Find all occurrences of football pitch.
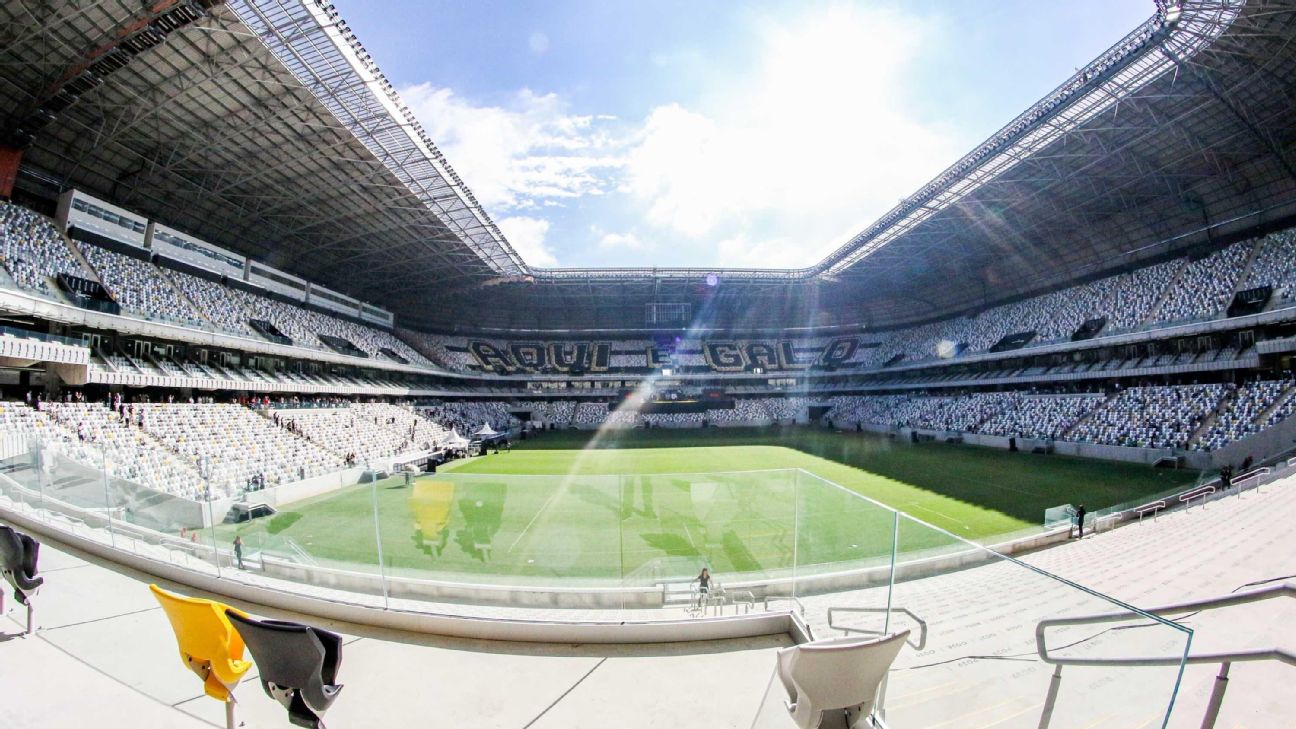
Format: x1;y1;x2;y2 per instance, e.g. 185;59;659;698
222;428;1199;583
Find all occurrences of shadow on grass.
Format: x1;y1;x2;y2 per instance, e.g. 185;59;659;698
510;427;1199;523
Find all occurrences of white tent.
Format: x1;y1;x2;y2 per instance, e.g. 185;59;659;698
447;429;471;449
473;423;499;438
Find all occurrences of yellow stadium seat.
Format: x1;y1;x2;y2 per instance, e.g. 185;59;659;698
149;584;252;706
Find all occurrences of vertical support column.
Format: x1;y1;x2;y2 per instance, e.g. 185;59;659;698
1037;664;1063;729
0;145;21;199
1200;662;1231;729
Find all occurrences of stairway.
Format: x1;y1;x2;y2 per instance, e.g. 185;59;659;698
161;269;243;333
56;231;102;286
1252;382;1296;426
1231;238;1264;296
1186;388;1234;449
1141;258;1187;327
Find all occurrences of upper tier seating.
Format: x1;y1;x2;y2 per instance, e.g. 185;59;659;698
5;202;1296;390
166;270;257;336
1149;241;1252;325
225;288;430;365
1243;229;1296;305
0;202;87;296
80;244;206;328
0;204;430;365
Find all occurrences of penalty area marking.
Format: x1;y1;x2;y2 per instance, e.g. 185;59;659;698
903;502;972;531
508;484;567;552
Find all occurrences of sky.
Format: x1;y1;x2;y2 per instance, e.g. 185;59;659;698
335;0;1155;270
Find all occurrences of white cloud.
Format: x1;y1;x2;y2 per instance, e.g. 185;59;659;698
398;83;622;213
715;233;810;270
623;5;958;262
497;216;557;266
598;230;648;251
397;5;959;269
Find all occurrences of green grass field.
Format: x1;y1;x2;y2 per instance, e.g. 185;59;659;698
222;427;1199;584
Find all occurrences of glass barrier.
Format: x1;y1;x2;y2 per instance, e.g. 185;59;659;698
0;325;83;347
753;476;1191;728
210;459;390;605
0;428;1195;724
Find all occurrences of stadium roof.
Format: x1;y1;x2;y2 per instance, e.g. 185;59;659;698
0;0;525;293
4;0;1296;331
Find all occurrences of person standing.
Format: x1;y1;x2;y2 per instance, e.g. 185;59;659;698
233;535;244;569
1074;505;1087;539
692;567;712;609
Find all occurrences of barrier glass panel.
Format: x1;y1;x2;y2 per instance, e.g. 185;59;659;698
790;470;898;616
623;469;797;620
881;513;1189;727
211;460;388;596
0;432;52;520
96;439;222;574
25;436;119;536
356;468;801;619
375;468;558;614
754;496;1190;728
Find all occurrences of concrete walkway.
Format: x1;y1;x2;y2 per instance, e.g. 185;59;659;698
0;539;788;729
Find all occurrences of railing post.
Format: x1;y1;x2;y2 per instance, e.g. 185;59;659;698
369;475;389;610
1037;664;1063;729
1199;661;1230;729
884;510;898;634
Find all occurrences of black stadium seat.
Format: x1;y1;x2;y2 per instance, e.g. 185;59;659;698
0;524;44;634
226;610;344;729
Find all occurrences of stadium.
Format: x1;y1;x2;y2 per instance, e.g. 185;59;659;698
1;0;1295;727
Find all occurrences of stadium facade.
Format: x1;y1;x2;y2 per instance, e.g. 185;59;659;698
5;1;1296;726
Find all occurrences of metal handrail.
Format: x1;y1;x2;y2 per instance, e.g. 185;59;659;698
827;606;928;650
1179;484;1216;509
762;595;807;617
1036;582;1296;666
1134;499;1167;522
1035;582;1296;729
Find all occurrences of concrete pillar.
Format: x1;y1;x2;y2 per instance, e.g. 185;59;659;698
0;145;22;199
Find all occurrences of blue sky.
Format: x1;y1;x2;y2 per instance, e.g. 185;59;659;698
335;1;1155;269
